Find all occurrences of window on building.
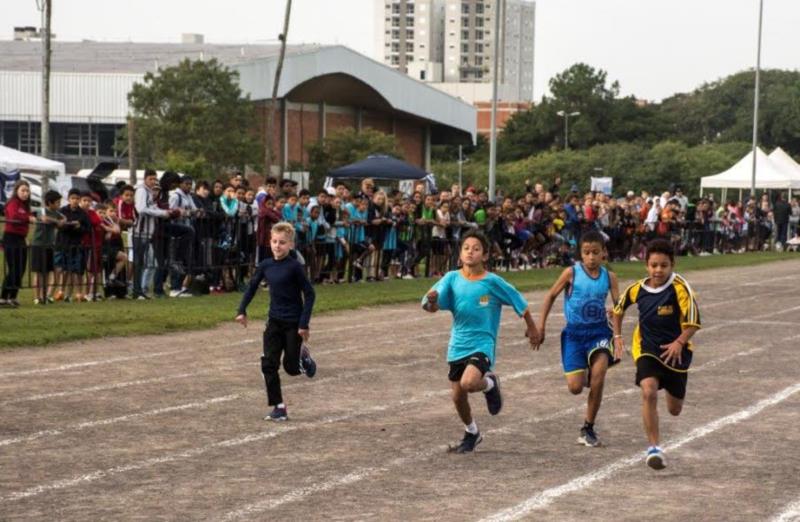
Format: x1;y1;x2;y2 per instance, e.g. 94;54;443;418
19;123;40;154
461;42;469;53
406;16;414;26
476;2;484;14
461;30;469;39
462;16;469;27
474;55;483;65
392;4;400;14
391;55;400;65
461;56;469;65
406;3;414;13
391;29;400;38
64;124;96;156
475;42;484;53
461;3;469;14
406;29;414;39
475;29;483;40
392;42;400;52
420;70;426;80
474;70;483;79
475;16;484;27
406;41;414;52
392;17;400;27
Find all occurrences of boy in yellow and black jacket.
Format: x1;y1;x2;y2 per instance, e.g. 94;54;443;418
612;239;701;471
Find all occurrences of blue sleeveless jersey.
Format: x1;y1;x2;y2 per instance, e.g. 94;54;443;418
564;263;611;334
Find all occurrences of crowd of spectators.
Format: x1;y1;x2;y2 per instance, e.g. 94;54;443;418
1;169;799;307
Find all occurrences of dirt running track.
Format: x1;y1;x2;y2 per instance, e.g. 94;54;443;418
1;260;800;522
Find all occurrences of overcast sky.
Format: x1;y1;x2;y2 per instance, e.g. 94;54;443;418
6;0;800;101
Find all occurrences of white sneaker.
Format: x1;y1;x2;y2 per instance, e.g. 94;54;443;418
646;446;666;470
169;289;182;298
177;289;193;298
402;274;415;280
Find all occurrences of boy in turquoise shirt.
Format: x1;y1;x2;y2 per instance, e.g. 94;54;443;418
423;230;539;453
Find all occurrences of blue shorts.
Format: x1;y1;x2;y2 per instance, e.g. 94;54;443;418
54;247;85;274
560;327;613;375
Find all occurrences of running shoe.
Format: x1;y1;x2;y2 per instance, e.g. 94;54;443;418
448;431;483;454
265;406;288;421
646;446;666;470
300;344;317;378
577;425;601;447
484;373;502;415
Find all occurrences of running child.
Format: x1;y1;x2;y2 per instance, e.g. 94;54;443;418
535;230;621;447
612;238;701;470
235;222;317;421
422;229;538;454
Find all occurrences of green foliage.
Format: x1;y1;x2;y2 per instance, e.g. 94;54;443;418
306;128;402;184
125;59;261;179
433;141;752;197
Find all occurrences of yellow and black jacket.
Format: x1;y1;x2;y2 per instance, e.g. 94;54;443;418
614;273;701;372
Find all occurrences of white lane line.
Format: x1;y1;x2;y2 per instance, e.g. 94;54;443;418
478;384;800;522
219;343;768;519
0;364;240;406
0;362;555;504
0;350;185;378
772;499;800;522
0;358;438;448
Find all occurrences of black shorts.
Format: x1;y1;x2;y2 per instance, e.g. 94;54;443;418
448;352;491;382
635;356;688;400
31;246;54;274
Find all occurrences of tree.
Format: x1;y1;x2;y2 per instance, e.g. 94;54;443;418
125;58;261;178
306;128;402;186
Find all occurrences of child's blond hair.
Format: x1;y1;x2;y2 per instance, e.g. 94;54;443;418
272;222;296;241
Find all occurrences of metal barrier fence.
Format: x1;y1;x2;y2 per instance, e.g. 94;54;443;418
0;215;784;298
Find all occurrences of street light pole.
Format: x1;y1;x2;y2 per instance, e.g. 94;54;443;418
750;0;764;202
556;110;581;150
458;144;463;195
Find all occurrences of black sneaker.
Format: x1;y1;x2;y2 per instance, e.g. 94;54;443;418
264;406;288;421
448;431;483;454
577;425;601;447
484;373;502;415
300;344;316;378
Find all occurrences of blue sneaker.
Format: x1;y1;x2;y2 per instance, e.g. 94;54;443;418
265;406;288;421
300;344;316;378
646;446;666;470
484;373;502;415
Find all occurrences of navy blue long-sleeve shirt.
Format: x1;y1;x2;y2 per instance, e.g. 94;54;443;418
237;256;316;329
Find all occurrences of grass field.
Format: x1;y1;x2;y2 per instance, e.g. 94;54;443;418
0;252;795;348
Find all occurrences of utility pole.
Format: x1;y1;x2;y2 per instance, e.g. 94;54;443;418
487;0;503;203
39;0;52;191
750;0;764;202
127;117;137;186
265;0;292;177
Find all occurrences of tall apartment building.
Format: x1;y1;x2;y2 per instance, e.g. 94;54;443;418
374;0;445;82
375;0;535;103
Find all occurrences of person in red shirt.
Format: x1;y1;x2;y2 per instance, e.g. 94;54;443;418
1;180;35;307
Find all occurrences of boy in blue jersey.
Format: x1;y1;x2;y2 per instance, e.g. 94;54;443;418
236;222;317;421
613;239;700;470
535;230;621;447
423;230;539;454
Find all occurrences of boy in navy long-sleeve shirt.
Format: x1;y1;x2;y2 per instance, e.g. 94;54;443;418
236;222;317;421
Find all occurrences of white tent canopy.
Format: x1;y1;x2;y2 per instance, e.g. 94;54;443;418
768;147;800;180
700;147;800;193
0;144;66;176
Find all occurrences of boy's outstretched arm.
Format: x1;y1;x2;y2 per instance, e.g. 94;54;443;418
522;308;539;351
422;290;439;313
537;267;572;345
611;309;625;359
235;264;266;328
660;325;699;367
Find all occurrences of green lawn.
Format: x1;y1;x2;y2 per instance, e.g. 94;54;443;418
0;252;796;348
